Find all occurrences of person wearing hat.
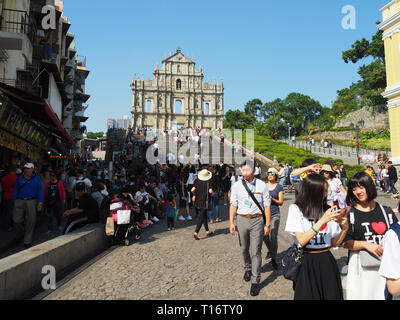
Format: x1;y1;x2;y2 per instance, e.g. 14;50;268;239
191;169;215;240
263;168;284;270
320;164;347;208
12;163;43;248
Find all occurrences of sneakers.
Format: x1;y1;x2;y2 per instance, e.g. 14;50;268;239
168;228;171;231
186;216;193;221
178;216;186;221
152;217;159;223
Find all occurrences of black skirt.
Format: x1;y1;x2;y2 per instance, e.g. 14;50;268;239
294;251;343;300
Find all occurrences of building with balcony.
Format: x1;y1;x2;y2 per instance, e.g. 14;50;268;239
0;0;90;166
379;1;400;162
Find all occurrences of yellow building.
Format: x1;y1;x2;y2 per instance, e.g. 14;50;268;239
379;1;400;162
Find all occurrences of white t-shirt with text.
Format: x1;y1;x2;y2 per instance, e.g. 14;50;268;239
285;204;341;250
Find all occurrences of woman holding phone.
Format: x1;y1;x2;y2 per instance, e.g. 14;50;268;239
285;174;349;300
342;172;398;300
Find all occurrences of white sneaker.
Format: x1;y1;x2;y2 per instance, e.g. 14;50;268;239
152;217;159;222
178;216;186;221
186;216;193;221
168;228;171;231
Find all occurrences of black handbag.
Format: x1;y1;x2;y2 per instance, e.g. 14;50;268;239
281;244;304;282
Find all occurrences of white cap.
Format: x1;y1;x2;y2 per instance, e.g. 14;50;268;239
24;163;35;169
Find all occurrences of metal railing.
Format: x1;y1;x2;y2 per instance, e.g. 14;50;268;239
0;8;37;43
281;139;391;161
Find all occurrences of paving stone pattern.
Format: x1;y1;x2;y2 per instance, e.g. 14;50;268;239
44;191;398;300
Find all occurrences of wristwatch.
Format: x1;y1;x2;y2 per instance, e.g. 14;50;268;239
265;225;271;228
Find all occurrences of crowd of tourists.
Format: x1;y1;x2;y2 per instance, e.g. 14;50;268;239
226;155;400;299
1;125;399;301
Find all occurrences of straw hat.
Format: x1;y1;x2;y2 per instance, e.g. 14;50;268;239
198;169;212;181
321;164;333;172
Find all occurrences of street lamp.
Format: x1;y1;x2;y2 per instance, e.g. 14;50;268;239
288;124;291;141
350;120;365;165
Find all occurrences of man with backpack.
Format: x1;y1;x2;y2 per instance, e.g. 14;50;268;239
71;169;92;207
12;163;43;248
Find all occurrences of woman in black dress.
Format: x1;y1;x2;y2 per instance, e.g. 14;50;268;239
192;169;214;240
284;174;349;300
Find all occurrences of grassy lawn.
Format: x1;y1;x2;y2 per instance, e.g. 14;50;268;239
242;134;366;178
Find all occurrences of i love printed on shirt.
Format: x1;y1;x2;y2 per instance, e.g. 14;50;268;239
344;204;398;246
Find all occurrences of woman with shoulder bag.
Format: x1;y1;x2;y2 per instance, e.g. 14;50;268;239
342;172;398;300
285;174;349;300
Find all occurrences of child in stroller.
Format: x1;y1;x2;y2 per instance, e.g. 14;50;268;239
108;188;143;246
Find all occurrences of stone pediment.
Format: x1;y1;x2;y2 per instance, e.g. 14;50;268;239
163;49;194;64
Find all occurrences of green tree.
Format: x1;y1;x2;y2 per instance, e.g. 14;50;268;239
224;110;256;129
342;26;387;107
87;132;104;139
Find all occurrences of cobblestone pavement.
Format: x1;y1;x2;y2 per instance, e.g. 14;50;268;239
43;190;399;301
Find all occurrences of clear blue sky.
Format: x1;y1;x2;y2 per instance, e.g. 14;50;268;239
65;0;389;132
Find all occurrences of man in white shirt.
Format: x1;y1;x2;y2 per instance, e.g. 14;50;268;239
229;160;271;297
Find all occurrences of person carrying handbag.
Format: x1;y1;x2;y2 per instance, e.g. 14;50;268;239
229;160;272;297
343;172;398;300
285;174;348;300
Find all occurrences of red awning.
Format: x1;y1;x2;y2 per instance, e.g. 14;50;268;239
0;82;76;148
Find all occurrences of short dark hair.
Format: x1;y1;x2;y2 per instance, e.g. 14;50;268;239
346;172;377;206
241;159;255;170
301;159;317;168
295;174;328;219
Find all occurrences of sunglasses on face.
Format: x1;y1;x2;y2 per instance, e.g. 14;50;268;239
267;172;276;176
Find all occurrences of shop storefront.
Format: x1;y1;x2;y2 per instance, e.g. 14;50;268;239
0;83;75;170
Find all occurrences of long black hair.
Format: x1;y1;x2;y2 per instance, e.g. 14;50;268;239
295;174;328;219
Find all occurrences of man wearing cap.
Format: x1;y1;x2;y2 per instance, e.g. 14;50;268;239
230;160;272;297
12;163;43;248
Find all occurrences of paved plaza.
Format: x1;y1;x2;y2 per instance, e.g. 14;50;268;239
42;189;398;300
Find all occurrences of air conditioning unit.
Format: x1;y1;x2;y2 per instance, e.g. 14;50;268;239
37;30;45;38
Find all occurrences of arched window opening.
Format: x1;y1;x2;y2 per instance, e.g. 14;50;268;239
175;100;183;114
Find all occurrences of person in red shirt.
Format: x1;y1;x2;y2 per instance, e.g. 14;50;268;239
1;166;18;231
